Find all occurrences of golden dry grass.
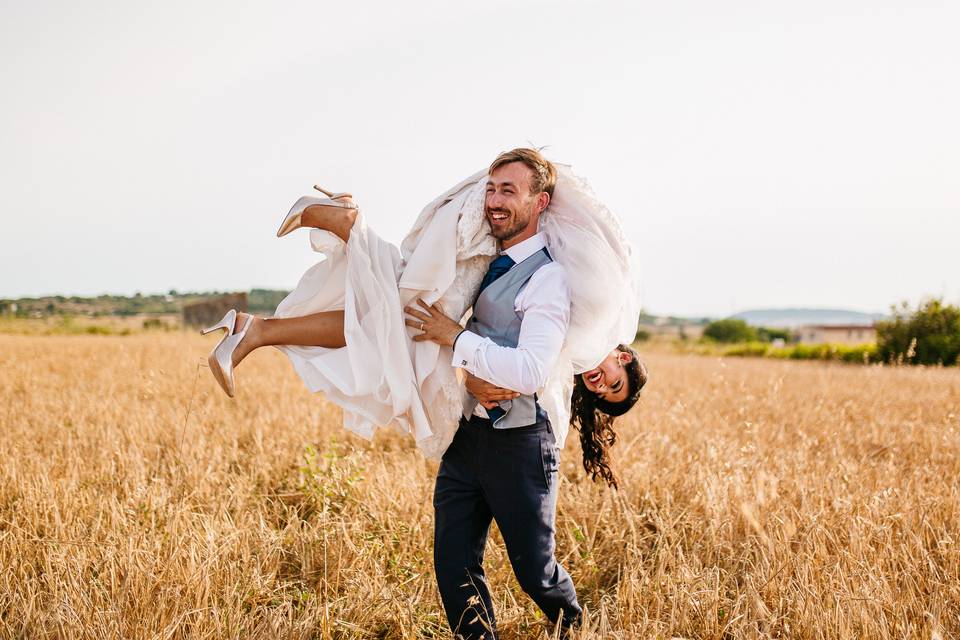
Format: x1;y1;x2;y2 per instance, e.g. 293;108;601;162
1;333;958;639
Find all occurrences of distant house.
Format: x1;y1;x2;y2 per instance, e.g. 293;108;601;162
796;324;876;345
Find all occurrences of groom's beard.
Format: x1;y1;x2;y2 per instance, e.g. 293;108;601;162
485;205;533;243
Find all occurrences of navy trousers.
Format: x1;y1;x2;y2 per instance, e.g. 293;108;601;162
433;416;581;639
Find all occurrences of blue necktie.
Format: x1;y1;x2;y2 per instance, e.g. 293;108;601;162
477;254;516;298
475;254;515;422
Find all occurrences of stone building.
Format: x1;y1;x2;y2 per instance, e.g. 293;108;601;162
796;324;876;345
181;293;248;329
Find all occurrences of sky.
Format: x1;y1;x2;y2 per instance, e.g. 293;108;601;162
1;0;957;317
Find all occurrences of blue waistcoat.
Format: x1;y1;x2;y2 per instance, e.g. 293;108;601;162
461;249;553;428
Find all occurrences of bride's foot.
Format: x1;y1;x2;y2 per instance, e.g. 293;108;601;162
230;312;261;368
276;187;358;240
201;309;253;398
301;199;358;243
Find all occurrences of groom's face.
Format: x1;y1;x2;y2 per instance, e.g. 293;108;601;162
484;162;545;248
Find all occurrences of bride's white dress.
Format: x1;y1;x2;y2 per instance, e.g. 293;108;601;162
273;166;639;459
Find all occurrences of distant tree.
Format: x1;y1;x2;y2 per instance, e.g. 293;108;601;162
702;318;757;343
248;288;292;313
635;328;651;342
876;299;960;365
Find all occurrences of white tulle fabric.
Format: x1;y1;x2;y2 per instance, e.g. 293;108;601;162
274;165;638;459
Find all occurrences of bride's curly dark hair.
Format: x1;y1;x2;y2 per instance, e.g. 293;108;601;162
570;345;647;490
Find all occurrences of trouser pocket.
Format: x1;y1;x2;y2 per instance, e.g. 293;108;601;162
539;433;560;491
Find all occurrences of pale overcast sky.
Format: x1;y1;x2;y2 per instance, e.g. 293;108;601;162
1;0;957;317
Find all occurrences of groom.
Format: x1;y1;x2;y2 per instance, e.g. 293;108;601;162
405;148;581;638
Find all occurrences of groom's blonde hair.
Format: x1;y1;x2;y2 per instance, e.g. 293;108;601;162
489;148;557;198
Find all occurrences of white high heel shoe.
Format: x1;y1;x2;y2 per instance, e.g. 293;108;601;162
276;185;358;238
200;309;253;398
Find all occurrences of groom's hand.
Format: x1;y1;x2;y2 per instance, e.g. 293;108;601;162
464;372;521;409
404;298;463;347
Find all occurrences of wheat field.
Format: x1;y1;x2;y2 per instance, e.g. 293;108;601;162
0;332;958;639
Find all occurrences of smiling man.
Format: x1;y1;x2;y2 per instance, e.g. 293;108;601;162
405;148;582;639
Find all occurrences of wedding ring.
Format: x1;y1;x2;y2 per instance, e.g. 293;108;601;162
420;322;425;331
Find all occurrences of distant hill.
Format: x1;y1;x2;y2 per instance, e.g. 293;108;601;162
731;308;887;328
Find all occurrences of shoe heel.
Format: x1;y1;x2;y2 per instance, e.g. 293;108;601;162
313;185;353;201
200;309;237;335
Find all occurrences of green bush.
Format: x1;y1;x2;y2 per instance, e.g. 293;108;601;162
788;343;832;360
723;342;770;357
702;319;794;344
757;326;793;343
722;341;878;364
142;317;176;331
84;325;115;335
634;328;651;342
703;319;757;343
876;299;960;366
838;343;878;364
50;315;123;336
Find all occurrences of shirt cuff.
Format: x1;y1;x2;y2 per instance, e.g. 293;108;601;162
451;330;485;370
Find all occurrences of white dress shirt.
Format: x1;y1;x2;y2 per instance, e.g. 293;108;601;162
451;232;571;401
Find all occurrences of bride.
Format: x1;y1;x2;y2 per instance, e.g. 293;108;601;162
201;148;646;487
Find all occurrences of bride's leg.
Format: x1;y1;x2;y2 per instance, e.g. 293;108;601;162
229;199;356;366
231;310;346;367
302;200;358;243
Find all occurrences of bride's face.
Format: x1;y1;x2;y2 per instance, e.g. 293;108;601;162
580;349;633;402
485;162;547;245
